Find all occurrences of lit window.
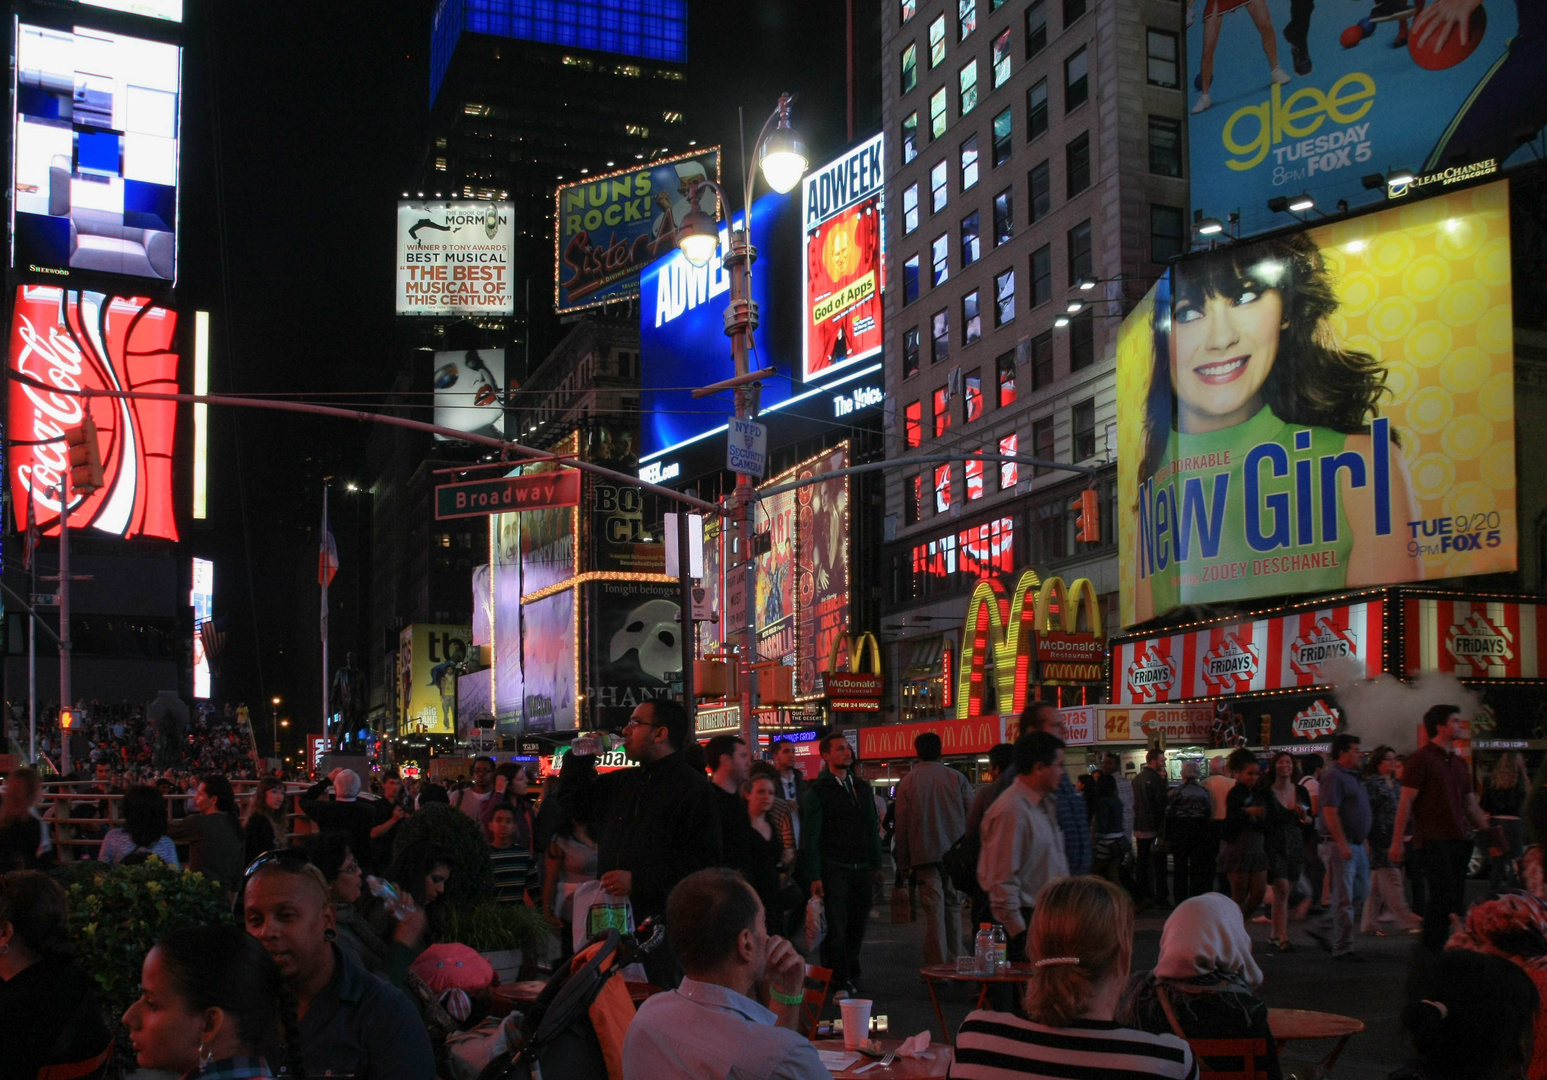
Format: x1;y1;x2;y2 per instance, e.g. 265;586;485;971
905;401;923;447
901;0;917;23
992;108;1013;167
966;453;985;500
994;267;1015;324
934;385;953;436
992;28;1012;87
905;255;921;303
930;88;948;139
959;0;977;40
932;309;950;363
931;159;949;213
464;102;491;116
965;372;984;421
963;288;982;343
932;234;950;286
997;352;1017;407
904;326;921;376
929;14;947;66
902;43;918;93
999;434;1019;488
959;60;979;116
903;183;920;234
662;110;684;124
960;134;979;189
903;111;920;163
935;462;953;512
961;212;981;267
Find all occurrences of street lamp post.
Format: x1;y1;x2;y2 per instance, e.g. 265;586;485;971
676;94;808;749
271;695;282;759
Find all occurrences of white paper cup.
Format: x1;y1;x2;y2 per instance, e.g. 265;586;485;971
839;998;873;1050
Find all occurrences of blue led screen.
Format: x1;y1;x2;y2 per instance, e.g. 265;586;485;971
638;194;799;461
432;0;687;103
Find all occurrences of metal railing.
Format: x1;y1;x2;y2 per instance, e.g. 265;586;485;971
13;781;312;854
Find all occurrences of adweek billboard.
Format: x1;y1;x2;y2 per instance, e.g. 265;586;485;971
637;191;798;461
1117;181;1515;627
1186;0;1540;237
396;201;515;315
433;349;505;440
397;623;471;736
555;149;720;314
802;134;884;383
9;286;180;540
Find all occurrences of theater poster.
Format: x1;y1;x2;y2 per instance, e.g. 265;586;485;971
1118;181;1515;627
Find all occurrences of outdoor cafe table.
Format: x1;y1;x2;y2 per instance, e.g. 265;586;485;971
1267;1007;1366;1071
918;962;1036;1044
812;1038;955;1078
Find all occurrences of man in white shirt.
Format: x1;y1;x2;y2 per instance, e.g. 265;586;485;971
452;756;497;833
977;730;1070;964
623;867;828;1080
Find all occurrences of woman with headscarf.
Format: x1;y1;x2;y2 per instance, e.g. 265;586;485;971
1117;892;1282;1080
1445;890;1547;1080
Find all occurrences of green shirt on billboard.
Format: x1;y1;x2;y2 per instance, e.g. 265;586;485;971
1149;405;1353;612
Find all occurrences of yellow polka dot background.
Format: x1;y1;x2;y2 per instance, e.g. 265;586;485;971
1118;180;1516;627
1320;180;1515;582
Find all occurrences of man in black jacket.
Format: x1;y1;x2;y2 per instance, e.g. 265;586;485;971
800;732;881;996
560;697;723;987
1133;747;1171;909
300;768;379;874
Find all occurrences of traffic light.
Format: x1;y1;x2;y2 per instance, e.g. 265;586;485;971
1074;488;1100;543
59;707;76;730
65;417;104;494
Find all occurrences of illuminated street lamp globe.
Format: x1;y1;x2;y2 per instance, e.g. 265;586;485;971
759;122;809;195
677;207;721;268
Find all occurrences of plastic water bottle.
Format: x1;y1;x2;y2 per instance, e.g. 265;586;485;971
991;923;1008;972
366;875;418;921
974;923;995;975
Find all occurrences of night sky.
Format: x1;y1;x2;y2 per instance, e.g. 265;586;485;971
183;0;875;733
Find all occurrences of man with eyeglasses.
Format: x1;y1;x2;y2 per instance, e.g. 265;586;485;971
560;698;723;988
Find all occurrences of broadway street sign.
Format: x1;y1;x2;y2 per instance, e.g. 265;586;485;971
435;471;581;520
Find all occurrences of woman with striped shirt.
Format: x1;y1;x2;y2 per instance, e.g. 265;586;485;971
951;876;1197;1080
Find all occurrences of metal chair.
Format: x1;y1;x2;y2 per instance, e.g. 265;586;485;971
801;963;834;1040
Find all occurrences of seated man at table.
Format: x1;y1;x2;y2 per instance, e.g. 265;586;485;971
623;867;828;1080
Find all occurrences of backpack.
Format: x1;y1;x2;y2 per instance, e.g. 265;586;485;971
941;830;981;895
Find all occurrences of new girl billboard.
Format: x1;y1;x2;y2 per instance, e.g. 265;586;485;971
1118;181;1515;626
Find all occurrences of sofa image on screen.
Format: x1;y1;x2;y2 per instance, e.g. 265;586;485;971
48;154;174;280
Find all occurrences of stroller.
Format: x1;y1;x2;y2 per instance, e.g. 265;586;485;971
477;919;665;1080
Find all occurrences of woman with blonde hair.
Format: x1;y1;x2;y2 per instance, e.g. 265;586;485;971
1483;751;1529;891
951;877;1197;1079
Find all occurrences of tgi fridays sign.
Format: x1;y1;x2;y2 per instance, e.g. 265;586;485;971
1290;699;1341;739
1404;598;1547;679
1112;600;1383;704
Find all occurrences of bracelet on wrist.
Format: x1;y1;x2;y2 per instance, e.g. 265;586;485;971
769;986;805;1006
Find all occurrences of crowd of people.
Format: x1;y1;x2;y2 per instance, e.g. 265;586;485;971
5;700;260;779
0;694;1540;1080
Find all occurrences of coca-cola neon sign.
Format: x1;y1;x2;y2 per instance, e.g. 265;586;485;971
9;286;180;539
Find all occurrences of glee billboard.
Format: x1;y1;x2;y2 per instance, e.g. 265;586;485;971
802;134;885;382
1117;181;1515;626
1184;0;1541;238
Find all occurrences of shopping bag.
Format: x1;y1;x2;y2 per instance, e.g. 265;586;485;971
571;878;647;982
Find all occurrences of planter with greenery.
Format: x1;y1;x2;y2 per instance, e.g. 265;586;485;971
51;857;232;1070
442;901;552;983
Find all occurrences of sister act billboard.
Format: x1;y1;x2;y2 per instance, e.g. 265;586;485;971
1117;180;1515;626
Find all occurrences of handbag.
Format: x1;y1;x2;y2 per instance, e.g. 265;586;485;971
941;831;981;895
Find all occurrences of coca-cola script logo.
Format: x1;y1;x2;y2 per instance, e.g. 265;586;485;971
1446;612;1514;673
1292;699;1340;739
8;286;180;540
1202;632;1259;691
1290;617;1358;678
1126;645;1177;701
